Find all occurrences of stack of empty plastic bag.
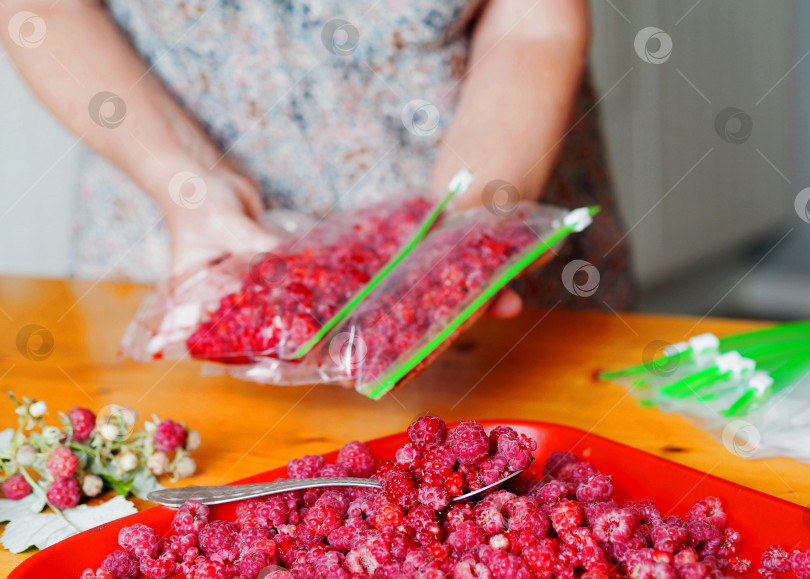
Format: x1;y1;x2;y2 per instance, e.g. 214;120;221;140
600;321;810;462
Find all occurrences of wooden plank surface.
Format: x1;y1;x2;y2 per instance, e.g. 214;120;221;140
1;276;807;572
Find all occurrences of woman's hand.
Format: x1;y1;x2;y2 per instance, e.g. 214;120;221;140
164;167;279;277
431;0;590;318
0;1;277;278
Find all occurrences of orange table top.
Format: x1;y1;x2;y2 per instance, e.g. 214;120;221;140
1;276;808;572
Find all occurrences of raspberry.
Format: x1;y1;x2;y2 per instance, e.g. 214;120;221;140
629;560;677;579
239;549;273;577
449;422;489;465
687;496;727;529
486;548;532;579
337;440;375;477
373;496;405;529
138;556;174;579
543;451;579;477
191;557;231;579
255;496;289;527
382;470;418;509
118;523;160;559
624;499;662;526
718;526;741;558
567;461;599;485
46;446;79;478
677;561;713;579
68;407;96;442
100;550;139;579
685;520;722;556
80;569;115;579
521;537;557;574
304;504;343;537
187;198;433;363
495;431;533;472
420;446;455;482
443;501;475;532
154;419;187;452
592;508;635;543
446;520;485;552
443;471;464;496
2;473;32;500
46;477;80;509
651;520;688;554
235;499;262;529
287;454;324;479
417;484;450;511
575;474;613;503
318;463;350;478
530;479;570;505
488;426;518;453
549;500;582;535
505;496;550;539
408;415;448;452
395;443;422;470
674;548;698;567
198;520;239;561
173;500;210;535
792;550;810;579
328;516;370;550
730;557;752;574
236;526;272;553
478;455;508;487
405;505;442;542
762;545;791;572
315;489;350;516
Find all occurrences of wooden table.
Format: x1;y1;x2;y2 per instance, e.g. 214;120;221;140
1;276;809;572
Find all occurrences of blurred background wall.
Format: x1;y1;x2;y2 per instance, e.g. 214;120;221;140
0;0;807;318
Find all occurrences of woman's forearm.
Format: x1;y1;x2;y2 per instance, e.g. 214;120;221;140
0;1;228;223
433;0;590;208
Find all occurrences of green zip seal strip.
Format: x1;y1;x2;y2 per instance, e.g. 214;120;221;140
291;177;470;359
631;334;810;391
723;356;810;417
361;205;601;399
600;320;810;381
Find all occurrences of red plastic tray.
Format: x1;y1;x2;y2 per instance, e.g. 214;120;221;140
10;420;809;577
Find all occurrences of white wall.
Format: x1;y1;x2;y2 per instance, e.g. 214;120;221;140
0;2;803;284
0;51;79;278
590;0;799;286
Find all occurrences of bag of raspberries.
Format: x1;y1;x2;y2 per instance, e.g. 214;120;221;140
121;195;442;364
326;204;595;398
122;175;596;396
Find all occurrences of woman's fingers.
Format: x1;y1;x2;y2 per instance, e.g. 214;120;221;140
487;287;523;319
223;170;265;220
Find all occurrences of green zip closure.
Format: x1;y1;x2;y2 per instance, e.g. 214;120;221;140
290;173;471;359
361;205;600;399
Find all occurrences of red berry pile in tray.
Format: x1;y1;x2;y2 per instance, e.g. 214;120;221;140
343;209;539;385
186;198;433;364
80;415;808;579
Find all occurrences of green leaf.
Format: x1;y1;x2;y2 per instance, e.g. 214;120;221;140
131;468;164;501
99;473;134;497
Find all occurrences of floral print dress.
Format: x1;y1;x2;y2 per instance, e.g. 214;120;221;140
72;0;635;310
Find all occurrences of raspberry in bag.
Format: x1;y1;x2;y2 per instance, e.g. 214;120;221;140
184;196;438;364
329;203;597;398
121;197;436;366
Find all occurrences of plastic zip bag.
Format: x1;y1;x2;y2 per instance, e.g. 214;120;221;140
600;321;810;463
329;203;598;398
121;195;441;364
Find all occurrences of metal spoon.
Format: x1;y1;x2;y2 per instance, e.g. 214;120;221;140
147;460;534;507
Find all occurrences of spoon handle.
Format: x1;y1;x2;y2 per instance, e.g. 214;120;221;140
148;477;382;507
